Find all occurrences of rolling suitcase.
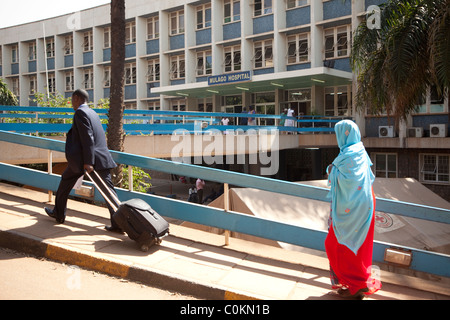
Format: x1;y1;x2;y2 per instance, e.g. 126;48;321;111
85;170;169;252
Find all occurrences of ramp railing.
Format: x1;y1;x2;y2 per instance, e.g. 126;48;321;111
0;130;449;278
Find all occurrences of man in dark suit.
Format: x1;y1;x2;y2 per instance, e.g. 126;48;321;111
45;89;122;233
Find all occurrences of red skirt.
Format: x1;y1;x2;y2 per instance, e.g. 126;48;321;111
325;192;381;296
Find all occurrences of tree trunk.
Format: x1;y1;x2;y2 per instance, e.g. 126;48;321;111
108;0;126;187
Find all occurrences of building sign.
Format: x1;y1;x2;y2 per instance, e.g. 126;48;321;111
208;71;252;86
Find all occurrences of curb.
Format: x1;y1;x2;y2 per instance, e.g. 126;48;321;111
0;228;265;300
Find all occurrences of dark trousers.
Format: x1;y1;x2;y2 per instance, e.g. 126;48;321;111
53;166;119;227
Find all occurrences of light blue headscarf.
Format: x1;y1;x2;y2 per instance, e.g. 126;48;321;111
327;120;375;255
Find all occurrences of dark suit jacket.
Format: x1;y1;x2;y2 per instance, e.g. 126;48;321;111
65;104;116;173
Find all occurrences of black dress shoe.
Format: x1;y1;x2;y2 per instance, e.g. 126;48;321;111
44;207;65;224
104;225;125;234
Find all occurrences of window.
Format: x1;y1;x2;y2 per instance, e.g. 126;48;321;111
83;31;93;52
29;76;37;94
28;43;36;61
253;92;275;125
47;74;56;94
170;55;185;80
224;0;240;23
64;35;73;55
196;50;212;76
147;101;160;111
373;153;397;178
253;40;273;69
147;16;159;40
430;86;445;113
147;59;160;82
224;45;241;72
170;10;185;35
103;67;110;88
254;0;272;17
46;38;55;58
125;21;136;44
287;33;309;64
11;45;18;63
104;28;111;48
12;78;19;96
83;69;94;89
65;71;74;91
325;86;351;116
287;0;309;9
420;154;450;184
324;25;350;59
125;63;137;85
196;4;211;30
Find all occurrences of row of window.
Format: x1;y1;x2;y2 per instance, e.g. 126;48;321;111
373;153;450;185
4;25;350;73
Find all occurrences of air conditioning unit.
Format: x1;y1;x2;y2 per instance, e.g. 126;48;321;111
379;126;394;138
429;124;448;138
407;127;423;138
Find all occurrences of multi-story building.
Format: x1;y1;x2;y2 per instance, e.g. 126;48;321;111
0;0;449;200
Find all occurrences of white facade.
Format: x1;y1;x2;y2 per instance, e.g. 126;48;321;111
0;0;372;117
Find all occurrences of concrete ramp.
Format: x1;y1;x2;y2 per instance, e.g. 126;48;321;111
184;178;450;255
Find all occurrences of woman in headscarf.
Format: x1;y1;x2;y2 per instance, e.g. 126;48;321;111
325;120;381;299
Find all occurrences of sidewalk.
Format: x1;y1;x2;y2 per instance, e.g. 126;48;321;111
0;182;449;300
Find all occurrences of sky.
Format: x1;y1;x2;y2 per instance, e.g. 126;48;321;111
0;0;111;28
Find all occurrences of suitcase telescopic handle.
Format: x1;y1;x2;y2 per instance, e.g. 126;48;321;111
85;170;121;212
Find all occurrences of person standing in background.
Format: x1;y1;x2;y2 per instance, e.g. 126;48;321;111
325;120;381;299
196;178;205;204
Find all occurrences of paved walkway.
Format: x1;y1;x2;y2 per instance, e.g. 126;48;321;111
0;182;449;300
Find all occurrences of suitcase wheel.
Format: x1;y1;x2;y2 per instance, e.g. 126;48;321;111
139;237;162;252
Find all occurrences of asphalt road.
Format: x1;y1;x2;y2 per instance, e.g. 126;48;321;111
0;247;200;300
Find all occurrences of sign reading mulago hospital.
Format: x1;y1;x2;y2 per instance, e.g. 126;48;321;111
208;71;252;86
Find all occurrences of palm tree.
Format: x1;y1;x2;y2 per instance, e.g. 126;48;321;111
108;0;126;187
352;0;450;121
0;78;18;106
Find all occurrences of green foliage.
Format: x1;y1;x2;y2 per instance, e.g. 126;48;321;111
0;78;18;106
122;166;152;193
351;0;450;119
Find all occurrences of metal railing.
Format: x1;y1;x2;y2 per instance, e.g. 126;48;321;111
0;130;449;278
0;105;347;135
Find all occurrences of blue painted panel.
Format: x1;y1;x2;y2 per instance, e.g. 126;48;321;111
28;96;37;106
11;63;19;75
323;0;351;20
0;66;2;76
103;87;110;99
125;85;136;100
125;43;136;58
253;15;274;34
146;39;159;55
412;114;449;136
28;61;37;73
171;79;185;86
253;68;274;76
47;58;55;70
286;6;310;28
103;48;111;62
170;34;185;51
365;0;386;7
196;29;211;46
223;21;241;40
83;51;93;65
64;55;73;68
147;82;160;98
287;63;311;71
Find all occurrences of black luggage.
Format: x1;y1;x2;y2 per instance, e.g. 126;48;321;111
85;170;169;252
